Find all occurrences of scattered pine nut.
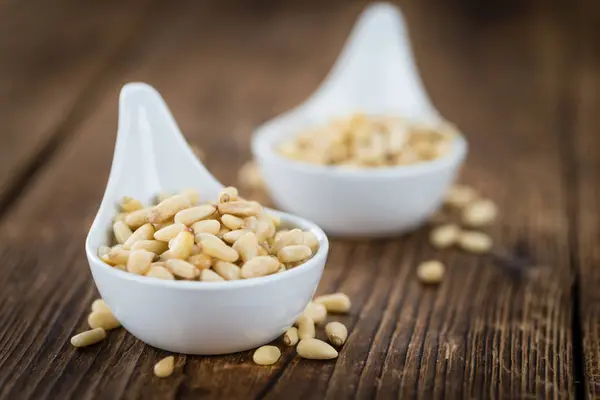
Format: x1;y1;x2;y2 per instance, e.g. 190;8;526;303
88;311;121;331
154;356;175;378
91;299;110;313
445;184;478;208
416;260;445;284
296;315;315;339
71;328;107;348
429;224;460;249
296;338;338;360
313;293;351;313
461;199;498;227
325;322;348;347
303;302;327;325
253;346;281;366
457;231;493;253
283;327;299;346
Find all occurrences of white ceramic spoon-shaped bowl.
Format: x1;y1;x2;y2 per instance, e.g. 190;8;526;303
85;83;329;355
252;3;467;237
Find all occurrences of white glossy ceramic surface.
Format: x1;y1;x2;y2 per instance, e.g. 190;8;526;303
252;3;467;237
85;83;329;355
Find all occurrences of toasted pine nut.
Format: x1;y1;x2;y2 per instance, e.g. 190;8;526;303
146;265;175;280
461;199;498;227
325;322;348;347
123;223;155;250
108;246;131;265
233;232;259;262
273;229;304;253
88;311;121;331
150;194;191;223
253;345;281;366
165;259;199;280
200;269;225;282
71;328;107;347
91;299;110;313
221;214;244;230
296;315;315;339
217;201;262;217
213;261;241;280
240;256;280;279
416;260;445;284
131;240;168;254
429;224;460;249
174;204;216;226
125;207;152;229
181;188;200;205
98;246;114;265
277;245;312;263
120;196;143;212
303;302;327;324
113;221;133;245
218;187;239;203
222;229;249;244
169;231;194;259
127;249;155;275
188;253;213;270
190;219;221;237
197;233;239;262
445;184;478;208
283;327;299;346
313;293;351;313
154;356;175;378
154;223;189;242
457;231;492;253
296;338;338;360
302;231;319;253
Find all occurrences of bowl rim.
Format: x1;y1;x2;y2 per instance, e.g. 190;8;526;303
251;116;468;180
85;209;329;291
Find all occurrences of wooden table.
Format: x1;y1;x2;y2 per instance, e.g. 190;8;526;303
1;1;598;398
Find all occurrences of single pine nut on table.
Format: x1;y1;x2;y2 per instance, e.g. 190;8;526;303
296;338;339;360
253;346;281;366
313;293;351;313
70;328;107;348
303;302;327;324
154;356;175;378
96;187;320;282
283;327;299;346
325;322;348;347
417;260;445;284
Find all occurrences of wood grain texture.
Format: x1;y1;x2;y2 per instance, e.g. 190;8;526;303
0;0;596;398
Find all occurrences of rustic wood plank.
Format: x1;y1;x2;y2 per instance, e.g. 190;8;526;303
0;1;583;399
0;0;160;214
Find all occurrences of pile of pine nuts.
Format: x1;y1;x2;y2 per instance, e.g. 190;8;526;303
276;114;459;168
417;184;499;284
98;187;319;282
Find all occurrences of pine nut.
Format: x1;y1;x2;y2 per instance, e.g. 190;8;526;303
273;229;304;253
165;259;199;280
154;223;189;242
222;229;249;244
253;345;281;366
445;184;478;208
127;249;155;275
457;231;492;253
174;204;216;226
296;338;338;360
125;207;152;229
196;233;239;262
131;240;168;254
150;194;191;223
190;244;202;255
88;311;121;330
114;212;128;223
123;223;155;250
213;261;241;280
120;196;143;212
221;214;244;230
283;327;299;346
325;322;348;347
278;245;312;263
218;187;239;203
417;260;445;284
233;232;259;262
91;298;110;313
255;219;275;242
269;213;281;227
188;253;212;270
216;227;231;238
240;256;280;279
217;201;262;217
200;269;225;282
146;265;175;280
154;356;175;378
313;293;351;313
429;224;460;249
98;246;114;265
238;161;264;189
108;246;131;265
113;221;133;245
303;231;319;253
461;199;498;227
181;188;200;205
296;315;315;339
303;302;327;324
71;328;106;348
257;245;269;256
169;231;194;259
